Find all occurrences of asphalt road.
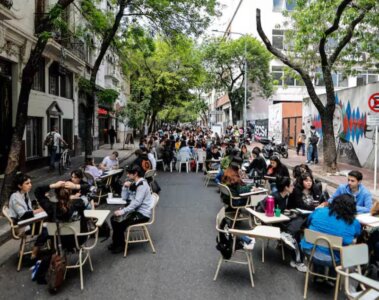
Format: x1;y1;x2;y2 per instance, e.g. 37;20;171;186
0;168;340;300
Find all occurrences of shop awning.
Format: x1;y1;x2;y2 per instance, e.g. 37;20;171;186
98;108;108;115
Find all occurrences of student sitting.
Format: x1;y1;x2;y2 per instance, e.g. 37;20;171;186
265;155;289;193
8;173;47;263
326;170;372;214
84;156;103;184
99;151;119;171
108;165;153;254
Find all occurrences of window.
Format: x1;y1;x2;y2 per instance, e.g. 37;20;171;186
272;30;284;50
60;69;73;99
273;0;284;12
48;62;73;99
32;58;45;92
49;62;59;96
273;0;296;12
272;66;283;85
271;66;301;86
332;72;348;87
357;70;379;86
26;117;43;159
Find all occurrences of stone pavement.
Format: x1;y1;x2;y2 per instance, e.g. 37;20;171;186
0;142;137;246
250;141;379;200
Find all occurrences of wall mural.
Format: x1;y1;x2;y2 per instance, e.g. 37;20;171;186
268;103;282;143
254;118;268;141
303;83;379;169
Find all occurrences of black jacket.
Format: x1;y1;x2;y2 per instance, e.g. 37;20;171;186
288;184;322;210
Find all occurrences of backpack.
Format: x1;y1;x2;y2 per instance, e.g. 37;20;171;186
44;132;55;148
215;217;243;259
309;132;319;145
141;159;152;172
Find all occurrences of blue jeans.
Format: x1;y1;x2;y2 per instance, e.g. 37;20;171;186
49;146;57;169
215;169;223;184
307;144;313;162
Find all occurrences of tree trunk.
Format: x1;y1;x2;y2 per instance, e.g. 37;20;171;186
321;101;338;172
148;110;158;133
0;0;74;208
84;0;131;159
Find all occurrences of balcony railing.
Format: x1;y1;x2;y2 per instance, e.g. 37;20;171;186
0;0;13;9
35;13;85;61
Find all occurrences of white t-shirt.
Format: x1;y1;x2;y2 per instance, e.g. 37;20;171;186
46;131;62;147
102;156;119;170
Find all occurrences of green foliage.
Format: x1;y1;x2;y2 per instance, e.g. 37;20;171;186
78;77;92;94
201;35;273;117
97;88;119;105
282;0;379;74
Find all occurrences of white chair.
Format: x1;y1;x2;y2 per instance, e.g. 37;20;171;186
177;152;191;173
335;243;379;300
303;229;342;299
195;149;206;173
124;193;159;257
46;220;99;290
213;207;255;287
2;205;44;271
153;149;164;171
204;161;218;187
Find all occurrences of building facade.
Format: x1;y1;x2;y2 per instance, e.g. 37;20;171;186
0;0;129;173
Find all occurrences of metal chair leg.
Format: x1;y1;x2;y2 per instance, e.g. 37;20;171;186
17;237;26;271
124;229;131;257
144;226;156;253
246;251;255;287
213;256;223;281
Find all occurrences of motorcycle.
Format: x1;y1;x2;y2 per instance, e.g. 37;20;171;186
259;137;288;159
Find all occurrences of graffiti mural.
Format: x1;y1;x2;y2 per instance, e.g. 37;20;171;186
303;82;379;169
254;119;268;141
269;104;282;143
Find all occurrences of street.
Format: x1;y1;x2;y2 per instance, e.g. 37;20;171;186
0;168;338;300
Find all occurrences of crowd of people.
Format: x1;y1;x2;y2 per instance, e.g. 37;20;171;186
5;124;379;294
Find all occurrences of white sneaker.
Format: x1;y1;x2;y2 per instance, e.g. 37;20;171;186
280;232;296;250
243;238;256;250
290;261;307;273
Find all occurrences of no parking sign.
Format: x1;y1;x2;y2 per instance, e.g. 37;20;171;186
368;93;379;113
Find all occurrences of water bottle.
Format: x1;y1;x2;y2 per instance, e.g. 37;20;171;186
265;195;275;217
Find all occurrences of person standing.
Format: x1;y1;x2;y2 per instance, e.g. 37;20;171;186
45;126;67;170
108;126;117;150
296;129;306;156
306;125;320;164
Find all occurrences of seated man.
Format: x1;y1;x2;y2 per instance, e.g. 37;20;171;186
326;170;372;214
100;151;119;171
109;165;153;254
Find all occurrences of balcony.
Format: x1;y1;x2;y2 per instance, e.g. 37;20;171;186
0;0;15;20
35;13;85;61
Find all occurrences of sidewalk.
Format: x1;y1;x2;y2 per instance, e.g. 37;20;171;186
250;141;379;200
0;142;137;246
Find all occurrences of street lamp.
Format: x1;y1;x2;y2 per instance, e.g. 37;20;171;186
212;29;248;134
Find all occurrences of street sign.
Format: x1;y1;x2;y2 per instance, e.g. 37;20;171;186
367;114;379;126
368;93;379;112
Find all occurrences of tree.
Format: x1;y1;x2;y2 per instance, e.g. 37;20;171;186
80;0;218;156
256;0;378;171
201;35;273;123
0;0;75;208
123;33;208;132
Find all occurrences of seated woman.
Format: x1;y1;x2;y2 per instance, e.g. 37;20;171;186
178;141;192;158
300;194;361;276
246;147;267;182
239;144;251;162
215;146;233;184
109;165;153;254
221;162;253;209
35;181;88;251
68;170;93;209
266;155;289;193
288;172;322;211
84;156;103;184
8;173;47;262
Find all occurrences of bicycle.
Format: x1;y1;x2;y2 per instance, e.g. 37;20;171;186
58;145;72;175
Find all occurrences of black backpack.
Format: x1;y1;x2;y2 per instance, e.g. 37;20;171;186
310;132;319;144
216;218;243;259
44;132;55;148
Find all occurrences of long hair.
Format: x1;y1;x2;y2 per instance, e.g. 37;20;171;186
56;188;72;214
296;172;314;191
329;194;357;225
222;164;243;186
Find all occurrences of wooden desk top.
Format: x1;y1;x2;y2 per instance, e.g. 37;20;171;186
246;208;290;224
84;210;110;227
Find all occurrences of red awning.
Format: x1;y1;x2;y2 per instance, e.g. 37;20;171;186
98;108;108;115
